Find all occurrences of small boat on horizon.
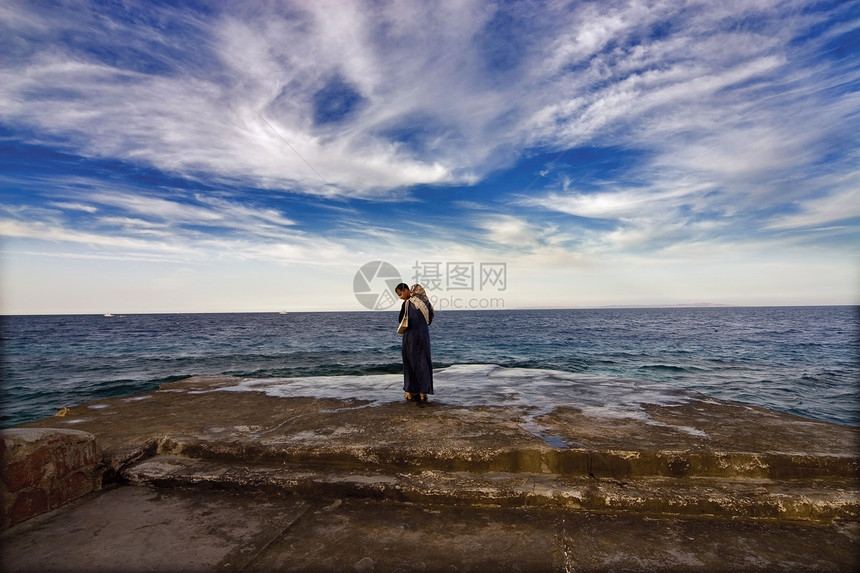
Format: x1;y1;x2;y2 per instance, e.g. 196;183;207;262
103;313;114;317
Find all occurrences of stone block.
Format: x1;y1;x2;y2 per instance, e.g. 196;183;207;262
2;446;50;491
1;428;102;528
58;471;94;506
8;489;49;526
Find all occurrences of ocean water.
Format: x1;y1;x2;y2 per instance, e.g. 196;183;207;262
1;307;858;428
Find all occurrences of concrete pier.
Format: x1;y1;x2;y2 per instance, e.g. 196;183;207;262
2;374;858;571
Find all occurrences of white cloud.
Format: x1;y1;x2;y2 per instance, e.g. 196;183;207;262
1;0;854;206
87;192;224;223
0;9;731;179
524;190;643;220
0;213;360;268
0;218;182;254
767;185;860;230
1;0;857;312
1;174;362;267
48;202;98;213
479;215;540;248
519;176;717;221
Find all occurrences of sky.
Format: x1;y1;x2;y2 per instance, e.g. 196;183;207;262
1;0;858;314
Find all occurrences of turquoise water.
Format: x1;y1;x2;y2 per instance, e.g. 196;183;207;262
2;306;857;427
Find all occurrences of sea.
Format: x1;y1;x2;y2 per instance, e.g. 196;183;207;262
1;306;858;429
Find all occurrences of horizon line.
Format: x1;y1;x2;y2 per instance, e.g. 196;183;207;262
3;303;858;317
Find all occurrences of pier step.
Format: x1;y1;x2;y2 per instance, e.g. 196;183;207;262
151;435;860;481
121;454;859;522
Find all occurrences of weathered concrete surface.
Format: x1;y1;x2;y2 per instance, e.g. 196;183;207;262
5;374;859;570
0;428;102;528
1;485;857;572
12;375;859;523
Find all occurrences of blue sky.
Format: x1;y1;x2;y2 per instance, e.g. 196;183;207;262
1;0;858;314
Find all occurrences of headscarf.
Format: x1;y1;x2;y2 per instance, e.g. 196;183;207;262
399;284;432;331
409;284;432;324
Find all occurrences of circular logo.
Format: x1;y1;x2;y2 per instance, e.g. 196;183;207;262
353;261;402;310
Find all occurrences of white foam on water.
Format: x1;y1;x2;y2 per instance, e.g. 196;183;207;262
212;364;703;416
213;364;713;444
87;404;111;409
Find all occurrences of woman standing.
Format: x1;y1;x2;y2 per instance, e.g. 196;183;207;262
395;283;434;403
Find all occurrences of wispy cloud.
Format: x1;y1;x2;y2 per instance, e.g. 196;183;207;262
1;0;857;311
766;181;860;231
48;202;98;213
2;1;848;197
0;218;182;254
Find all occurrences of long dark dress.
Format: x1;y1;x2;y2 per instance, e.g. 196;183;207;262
399;298;434;395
